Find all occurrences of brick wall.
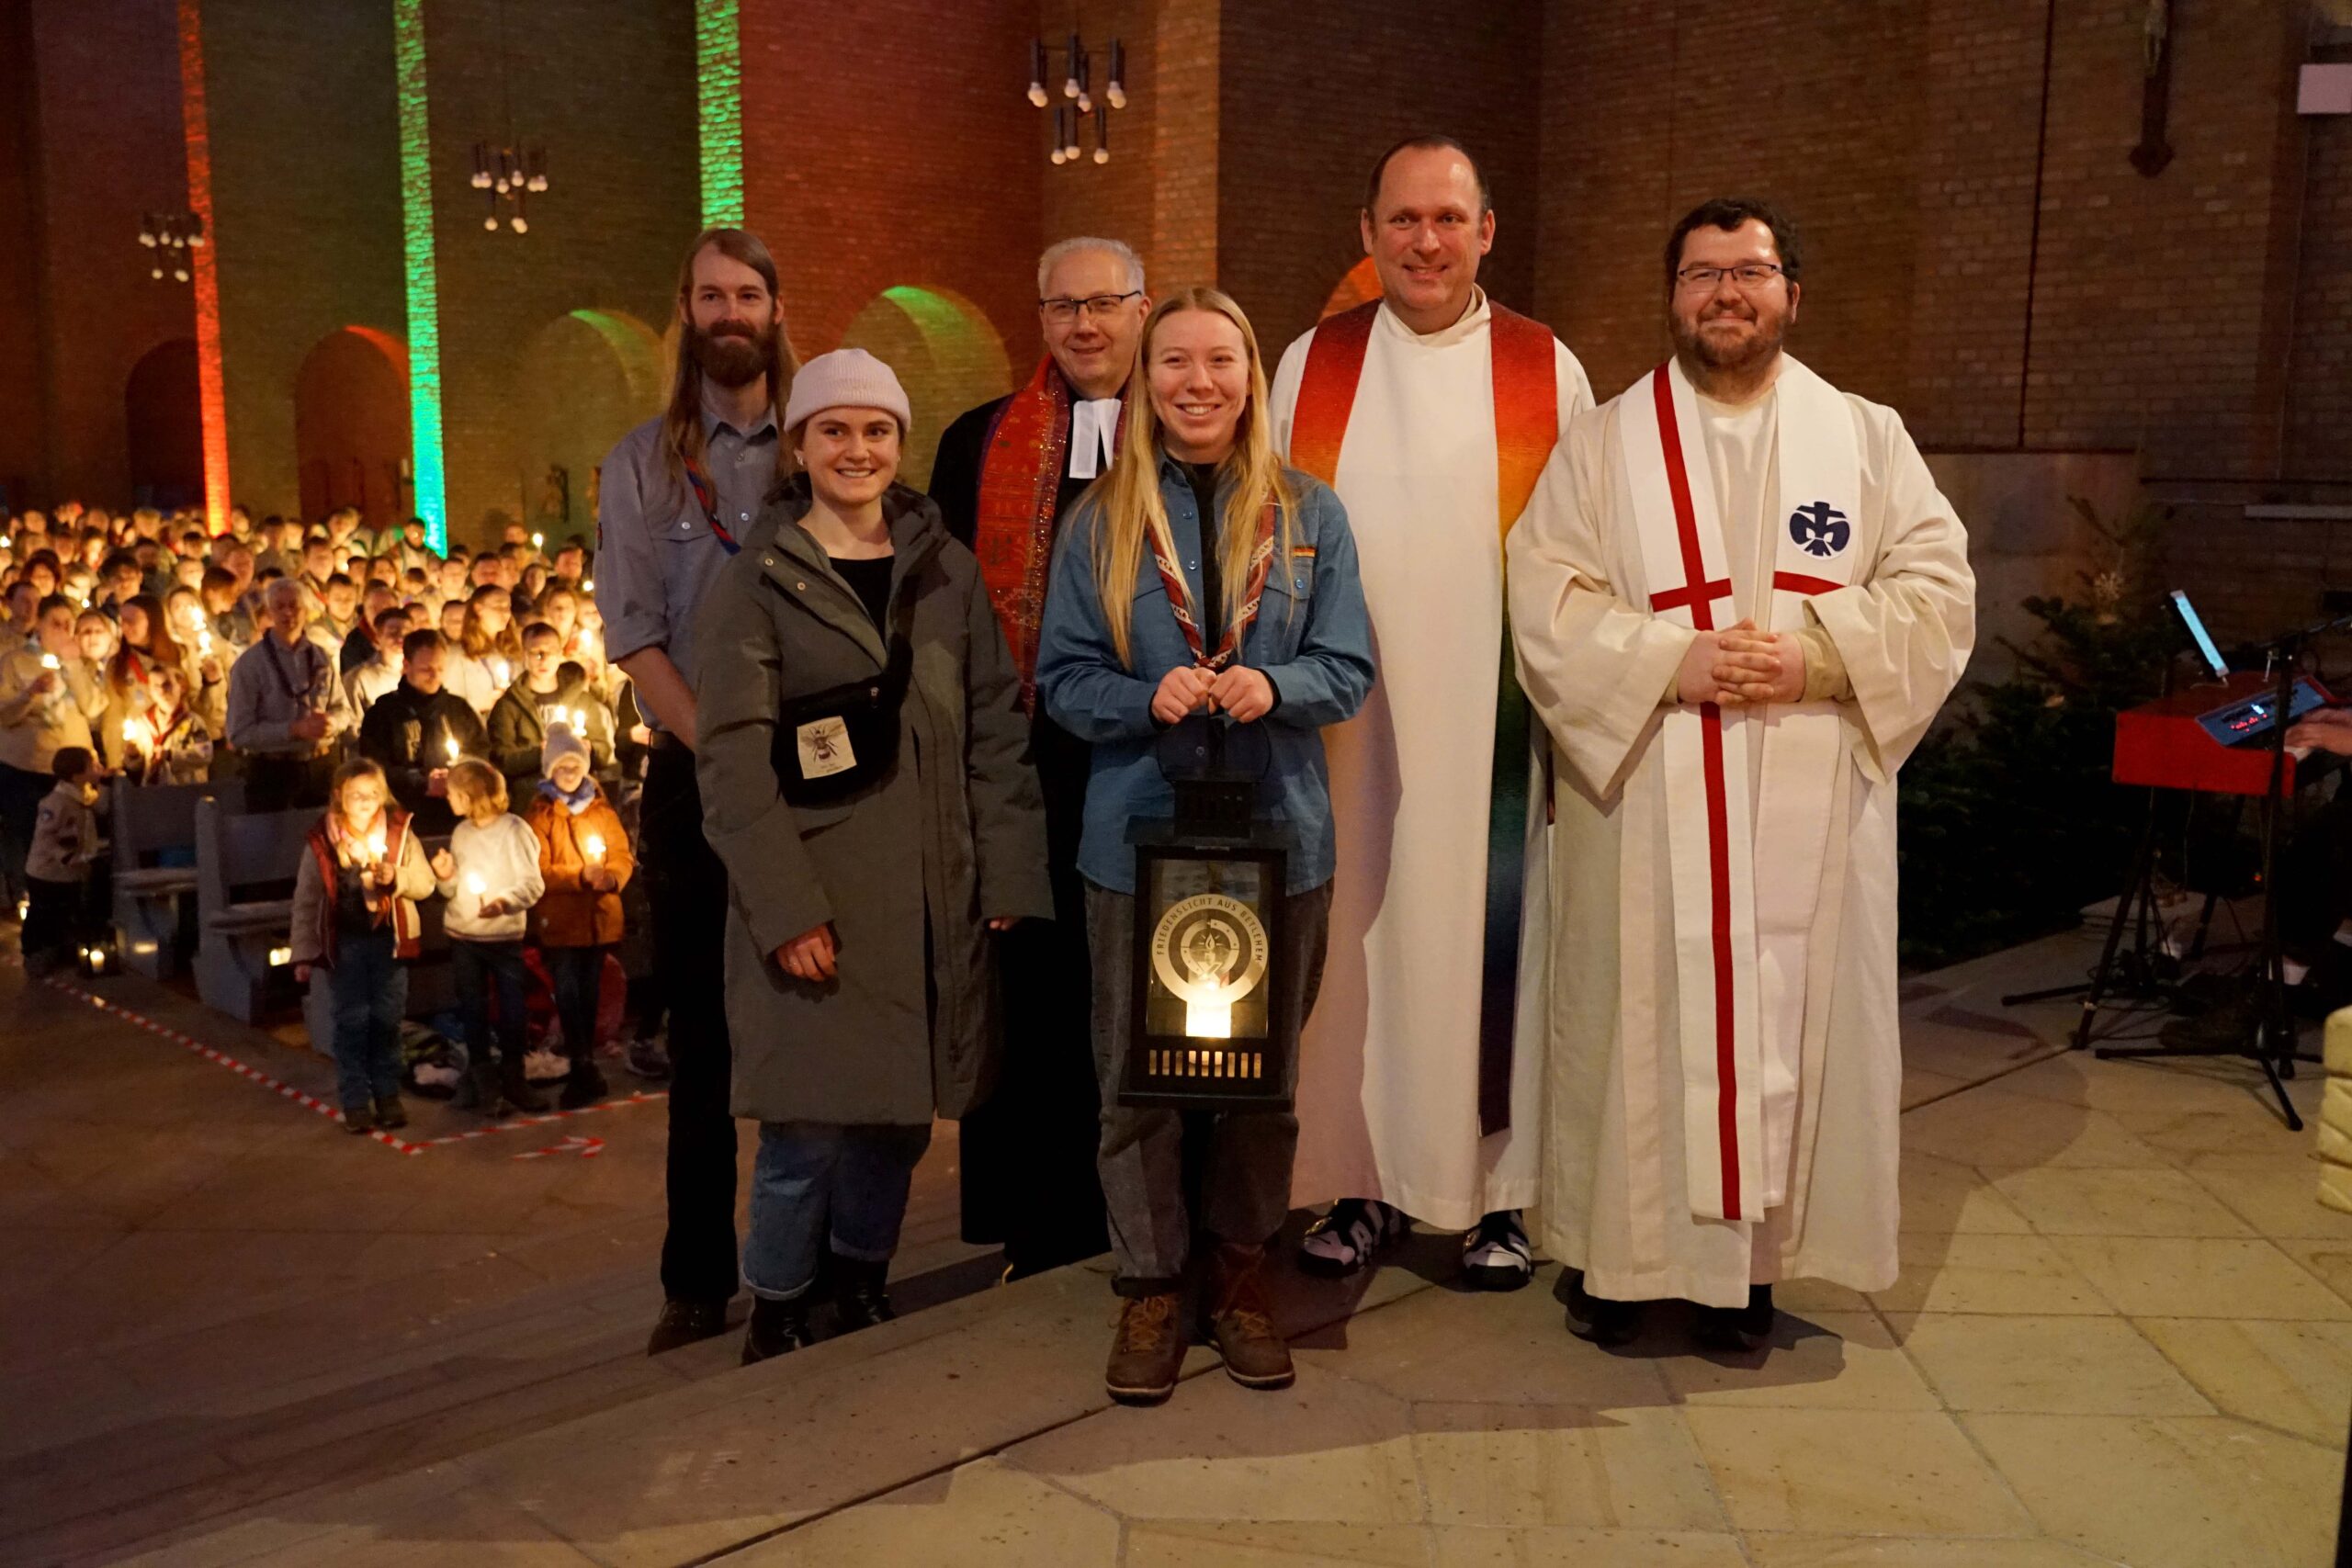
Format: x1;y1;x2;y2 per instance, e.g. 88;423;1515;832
0;0;44;508
202;0;404;524
25;0;194;507
2286;44;2352;483
1216;0;1543;359
425;0;696;546
741;0;1043;424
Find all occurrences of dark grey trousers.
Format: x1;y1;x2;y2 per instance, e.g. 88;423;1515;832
1084;878;1332;1297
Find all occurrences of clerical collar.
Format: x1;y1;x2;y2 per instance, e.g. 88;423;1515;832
1383;286;1490;349
1069;392;1123;480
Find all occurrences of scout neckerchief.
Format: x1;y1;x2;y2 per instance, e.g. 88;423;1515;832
1288;297;1559;1135
681;452;741;556
1147;482;1278;671
1617;353;1860;1224
975;358;1126;712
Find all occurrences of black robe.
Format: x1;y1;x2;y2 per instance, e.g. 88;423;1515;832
930;389;1109;1275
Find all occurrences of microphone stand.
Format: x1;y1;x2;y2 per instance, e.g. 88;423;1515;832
2095;611;2352;1131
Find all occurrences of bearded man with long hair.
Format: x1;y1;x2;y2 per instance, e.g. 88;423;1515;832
596;227;799;1356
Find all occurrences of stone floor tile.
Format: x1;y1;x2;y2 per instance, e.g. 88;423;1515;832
1409;1402;1724;1530
2112;1102;2319;1164
1003;1361;1422;1526
1293;1268;1671;1409
1991;1053;2298;1119
1659;1311;1938;1412
1895;1152;2037;1235
1123;1520;1432;1567
1901;1066;1973;1109
1899;1089;2169;1171
1743;1537;2123;1566
712;1459;1120;1566
1430;1527;1752;1566
1990;1164;2256;1238
2278;1239;2352;1307
2135;1316;2352;1447
1870;1233;2112;1319
219;1483;599;1566
1897;1313;2213;1416
2182;1156;2352;1241
1682;1407;2035;1537
1965;1412;2340;1568
2048;1235;2352;1319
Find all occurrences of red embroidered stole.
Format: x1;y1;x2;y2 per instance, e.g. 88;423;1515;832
974;358;1112;713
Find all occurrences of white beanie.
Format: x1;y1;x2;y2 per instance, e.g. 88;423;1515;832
541;720;590;776
782;348;912;434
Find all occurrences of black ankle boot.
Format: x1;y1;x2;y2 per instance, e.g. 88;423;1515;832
470;1057;512;1118
1694;1284;1775;1353
831;1254;895;1334
741;1296;816;1364
500;1055;547;1113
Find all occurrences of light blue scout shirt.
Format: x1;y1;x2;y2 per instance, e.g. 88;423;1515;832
1035;456;1374;896
595;407;780;729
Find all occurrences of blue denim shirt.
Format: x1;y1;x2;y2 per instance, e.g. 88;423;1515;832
1036;457;1374;895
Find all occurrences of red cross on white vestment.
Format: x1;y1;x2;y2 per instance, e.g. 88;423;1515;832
1651;577;1734;623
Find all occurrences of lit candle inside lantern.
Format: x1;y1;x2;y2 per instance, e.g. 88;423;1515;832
443;734;460;764
197;626;212;657
40;653;59;671
582;832;605;864
365;827;388;866
120;719;139;749
492;658;511;686
1185;1000;1233;1039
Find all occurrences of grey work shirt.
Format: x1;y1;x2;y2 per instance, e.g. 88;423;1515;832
595;407;781;729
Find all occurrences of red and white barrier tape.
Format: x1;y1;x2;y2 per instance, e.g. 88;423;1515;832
43;977;665;1156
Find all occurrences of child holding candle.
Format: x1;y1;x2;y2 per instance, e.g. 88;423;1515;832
430;757;548;1118
289;757;438;1135
525;723;632;1109
22;746;103;976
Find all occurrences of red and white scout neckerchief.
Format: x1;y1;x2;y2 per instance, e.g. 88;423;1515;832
681;453;741;556
1618;353;1860;1224
1150;498;1277;671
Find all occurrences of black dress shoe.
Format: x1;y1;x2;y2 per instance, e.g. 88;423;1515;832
645;1297;729;1356
1565;1280;1643;1347
831;1255;896;1334
1694;1285;1775;1353
342;1104;376;1136
741;1297;817;1364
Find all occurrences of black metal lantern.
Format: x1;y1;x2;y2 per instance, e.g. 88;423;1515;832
1121;718;1294;1111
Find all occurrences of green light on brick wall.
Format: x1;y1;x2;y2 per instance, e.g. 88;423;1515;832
695;0;743;228
394;0;447;551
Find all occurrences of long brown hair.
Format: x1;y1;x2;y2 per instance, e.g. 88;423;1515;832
1090;288;1296;668
660;228;799;502
108;592;183;701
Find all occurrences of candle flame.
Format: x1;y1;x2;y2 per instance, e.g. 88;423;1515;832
40;653;59;671
464;872;486;897
582;833;605;863
444;735;460;762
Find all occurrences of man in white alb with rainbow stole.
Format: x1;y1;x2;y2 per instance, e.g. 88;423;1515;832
1269;135;1594;1289
1508;197;1973;1348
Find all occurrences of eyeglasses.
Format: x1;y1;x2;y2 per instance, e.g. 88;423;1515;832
1039;290;1143;323
1675;264;1786;292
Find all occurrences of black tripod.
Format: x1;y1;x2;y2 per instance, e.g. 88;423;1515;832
1999;783;2216;1040
2093;617;2348;1132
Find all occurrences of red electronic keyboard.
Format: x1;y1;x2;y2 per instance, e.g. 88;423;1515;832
2112;671;2334;796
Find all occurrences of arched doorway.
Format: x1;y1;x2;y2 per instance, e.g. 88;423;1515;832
514;309;665;541
294;327;412;526
1320;257;1381;320
837;287;1012;490
125;338;204;510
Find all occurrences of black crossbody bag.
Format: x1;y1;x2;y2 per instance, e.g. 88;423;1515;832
767;588;914;807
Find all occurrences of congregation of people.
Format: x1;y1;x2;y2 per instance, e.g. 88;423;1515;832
16;130;1980;1408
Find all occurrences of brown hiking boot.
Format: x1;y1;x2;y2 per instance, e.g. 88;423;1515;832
1204;1242;1294;1391
1104;1291;1184;1405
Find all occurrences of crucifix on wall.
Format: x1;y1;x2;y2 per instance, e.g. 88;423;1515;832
2132;0;2177;176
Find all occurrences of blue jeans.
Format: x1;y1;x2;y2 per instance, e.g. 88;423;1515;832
743;1122;933;1301
545;944;604;1062
329;928;408;1112
451;938;526;1067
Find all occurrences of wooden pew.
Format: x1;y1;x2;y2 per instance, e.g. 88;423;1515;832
110;777;245;978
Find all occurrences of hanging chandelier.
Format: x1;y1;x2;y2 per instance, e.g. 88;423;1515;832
138;211;205;283
465;0;548;234
470;143;548;234
1025;29;1126;166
